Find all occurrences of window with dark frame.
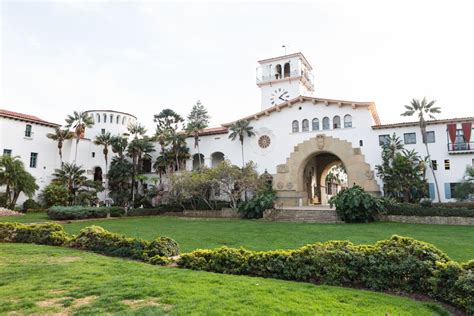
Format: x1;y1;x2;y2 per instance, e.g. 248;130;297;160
25;124;32;137
404;132;416;144
378;134;390;146
444;159;450;170
29;152;38;168
426;131;435;143
431;160;437;170
3;149;12;156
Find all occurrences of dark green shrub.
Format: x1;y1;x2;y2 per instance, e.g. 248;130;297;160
147;255;171;266
69;225;179;261
47;206;125;220
126;208;164;217
22;199;41;212
146;237;180;257
40;183;69;208
0;222;69;246
239;188;276;219
178;235;472;313
329;186;385;223
386;203;474;217
419;198;433;208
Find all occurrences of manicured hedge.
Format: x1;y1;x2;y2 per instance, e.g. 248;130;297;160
386;203;474;217
69;225;180;261
0;222;70;246
177;236;474;313
47;206;125;220
0;222;179;266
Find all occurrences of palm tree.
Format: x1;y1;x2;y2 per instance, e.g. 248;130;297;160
128;122;147;139
110;135;128;159
0;155;38;209
401;97;442;202
228;120;255;167
52;162;87;205
94;132;112;202
46;127;74;164
127;137;155;203
185;100;210;168
65;111;94;163
169;132;187;172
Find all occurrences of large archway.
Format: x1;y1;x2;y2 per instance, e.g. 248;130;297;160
273;134;380;207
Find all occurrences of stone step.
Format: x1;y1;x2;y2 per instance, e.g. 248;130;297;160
263;208;341;223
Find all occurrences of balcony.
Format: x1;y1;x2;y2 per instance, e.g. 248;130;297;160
447;141;474;154
256;69;314;90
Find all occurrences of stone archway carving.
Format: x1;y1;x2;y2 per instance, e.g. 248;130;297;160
273;134;380;207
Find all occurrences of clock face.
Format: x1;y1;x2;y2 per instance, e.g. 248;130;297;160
270;88;290;106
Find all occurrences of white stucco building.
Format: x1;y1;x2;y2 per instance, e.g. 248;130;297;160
1;52;473;205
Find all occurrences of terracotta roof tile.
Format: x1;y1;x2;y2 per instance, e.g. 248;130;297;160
0;109;60;127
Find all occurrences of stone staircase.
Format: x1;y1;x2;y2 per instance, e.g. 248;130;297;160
263;205;342;223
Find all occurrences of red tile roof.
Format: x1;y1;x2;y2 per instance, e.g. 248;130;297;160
0;109;60;127
186;126;228;137
372;117;474;129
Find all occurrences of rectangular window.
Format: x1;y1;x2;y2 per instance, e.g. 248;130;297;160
454;129;467;150
101;129;105;135
25;124;32;137
378;134;390;146
3;149;12;156
92;152;95;158
450;183;460;199
431;160;437;170
444;159;450;170
404;132;416;144
426;131;435;143
30;152;38;168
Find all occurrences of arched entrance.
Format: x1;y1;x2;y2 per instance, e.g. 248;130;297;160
273;134;380;207
303;153;347;205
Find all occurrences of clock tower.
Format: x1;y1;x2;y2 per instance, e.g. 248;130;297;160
256;52;315;111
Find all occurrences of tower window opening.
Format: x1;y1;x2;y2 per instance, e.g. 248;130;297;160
275;64;282;80
292;120;299;133
302;119;309;132
284;62;290;78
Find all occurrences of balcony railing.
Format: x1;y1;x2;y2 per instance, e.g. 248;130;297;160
256;69;314;87
447;141;474;153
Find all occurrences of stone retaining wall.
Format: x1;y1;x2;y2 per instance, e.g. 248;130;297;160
161;209;242;219
379;215;474;225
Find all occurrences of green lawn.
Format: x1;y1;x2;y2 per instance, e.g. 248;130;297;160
0;243;448;315
3;213;474;262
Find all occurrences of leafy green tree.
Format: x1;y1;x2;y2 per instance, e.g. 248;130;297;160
108;156;133;206
46;127;74;164
228;120;255;167
40;183;69;207
65;111;94;162
454;166;474;201
52;162;88;205
376;135;427;203
94;132;112;201
185;100;210;168
154;109;187;172
0;155;38;209
401;98;441;201
127;136;155;202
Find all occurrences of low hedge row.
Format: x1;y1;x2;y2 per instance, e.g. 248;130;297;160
177;236;474;313
0;222;179;265
386;203;474;217
47;206;126;220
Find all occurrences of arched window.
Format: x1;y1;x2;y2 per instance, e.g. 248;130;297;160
122;116;126;125
322;117;330;130
312;118;319;131
211;152;225;168
96;113;100;123
302;119;309;132
333;116;341;129
116;115;120;124
344;114;352;128
275;64;282;80
93;167;103;183
284;62;290;78
192;153;205;170
103;114;107;123
292;120;299;133
109;114;113;123
142;158;152;173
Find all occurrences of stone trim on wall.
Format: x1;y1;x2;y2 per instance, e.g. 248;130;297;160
379;215;474;225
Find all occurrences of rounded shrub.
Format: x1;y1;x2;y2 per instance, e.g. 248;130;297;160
0;222;69;246
147;237;180;257
329;185;385;223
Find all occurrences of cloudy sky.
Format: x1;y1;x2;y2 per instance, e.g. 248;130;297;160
1;0;473;132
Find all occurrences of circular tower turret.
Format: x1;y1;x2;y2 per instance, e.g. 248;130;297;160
84;110;137;140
